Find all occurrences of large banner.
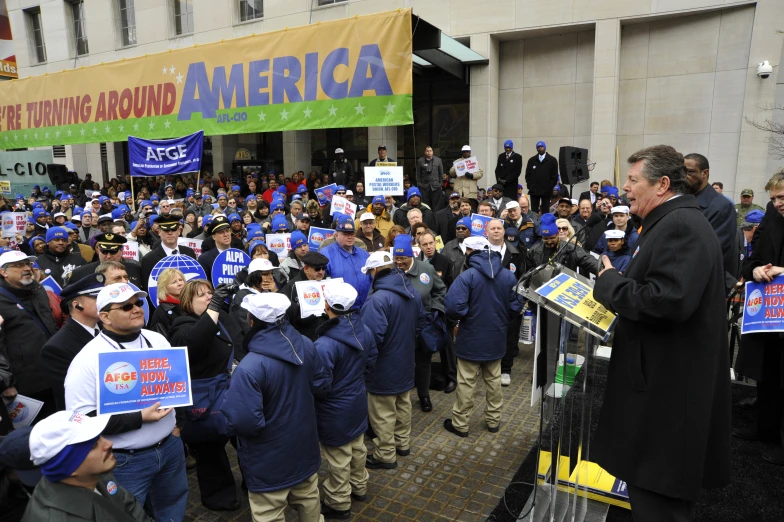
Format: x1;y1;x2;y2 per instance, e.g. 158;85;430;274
742;276;784;334
128;131;203;176
0;0;16;79
0;9;413;150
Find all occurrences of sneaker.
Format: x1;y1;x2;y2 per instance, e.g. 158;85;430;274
501;373;511;387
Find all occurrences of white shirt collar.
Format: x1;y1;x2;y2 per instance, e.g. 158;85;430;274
488;242;506;258
72;317;98;337
538;153;546;161
162;243;178;256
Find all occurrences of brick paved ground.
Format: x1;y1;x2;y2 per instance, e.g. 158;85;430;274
183;344;539;521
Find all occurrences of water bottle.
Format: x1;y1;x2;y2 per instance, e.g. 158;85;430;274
519;309;534;344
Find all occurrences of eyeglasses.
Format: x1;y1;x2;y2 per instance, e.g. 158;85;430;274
308;266;326;272
109;299;145;312
456;226;469;231
4;261;33;269
558;227;569;231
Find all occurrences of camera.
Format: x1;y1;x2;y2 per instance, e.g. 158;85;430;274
757;61;773;79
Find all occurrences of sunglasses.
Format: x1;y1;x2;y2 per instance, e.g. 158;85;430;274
558;227;569;231
456;226;469;231
110;299;145;312
308;266;326;272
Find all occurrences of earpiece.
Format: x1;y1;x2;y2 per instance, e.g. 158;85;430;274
74;303;84;311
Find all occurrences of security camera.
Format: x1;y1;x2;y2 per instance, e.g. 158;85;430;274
757;61;773;79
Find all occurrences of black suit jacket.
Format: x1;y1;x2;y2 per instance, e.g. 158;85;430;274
197;247;221;282
495;151;524;199
68;259;145;290
420;251;454;287
140;244;197;286
578;190;597;205
524;152;559;196
40;319;96;410
694;184;738;288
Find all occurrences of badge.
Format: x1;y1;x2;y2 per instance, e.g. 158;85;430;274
107;481;118;495
419;273;430;285
510;159;514;163
16;304;23;310
532;165;536;169
632;245;640;259
509;263;516;273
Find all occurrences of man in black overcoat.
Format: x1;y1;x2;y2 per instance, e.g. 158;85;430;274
140;215;197;285
523;140;559;214
495;140;524;201
593;145;731;520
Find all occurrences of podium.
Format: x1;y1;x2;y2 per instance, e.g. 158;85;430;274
514;263;623;522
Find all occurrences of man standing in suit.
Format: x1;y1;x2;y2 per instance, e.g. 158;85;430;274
140;215;197;285
68;233;144;290
40;274;104;410
197;215;233;282
579;181;600;207
495;140;523;201
524;141;560;214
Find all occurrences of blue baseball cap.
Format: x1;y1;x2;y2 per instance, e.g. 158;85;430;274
743;210;764;225
407;187;422;201
46;227;69;242
291;231;307;251
372;195;385;205
228;213;241;223
99;196;109;204
231;185;240;192
148;214;159;228
504;139;514;149
297;185;308;194
141;200;152;208
335;214;355;232
111;208;125;220
539;214;558;237
186;189;194;197
336;185;346;192
602;186;619;198
292;194;302;201
15;193;23;200
393;234;414;257
271;215;289;232
246;227;264;241
536;141;546;149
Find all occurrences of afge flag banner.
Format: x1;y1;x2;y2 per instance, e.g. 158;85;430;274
97;347;192;415
128;131;203;176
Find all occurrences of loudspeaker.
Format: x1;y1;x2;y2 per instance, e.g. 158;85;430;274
558;146;589;185
47;164;69;188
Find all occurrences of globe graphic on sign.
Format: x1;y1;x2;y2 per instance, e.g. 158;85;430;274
147;254;207;307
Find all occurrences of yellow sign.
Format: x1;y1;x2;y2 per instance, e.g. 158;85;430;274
435;235;445;252
0;9;413;149
0;180;10;194
234;148;252;161
376;161;398;167
535;273;615;332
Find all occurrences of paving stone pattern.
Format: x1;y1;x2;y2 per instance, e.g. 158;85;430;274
183;345;539;521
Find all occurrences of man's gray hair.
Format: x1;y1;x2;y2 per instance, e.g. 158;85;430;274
627;145;689;195
407;208;422;218
95;260;125;275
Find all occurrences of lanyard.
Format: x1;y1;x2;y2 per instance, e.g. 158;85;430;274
99;332;152;351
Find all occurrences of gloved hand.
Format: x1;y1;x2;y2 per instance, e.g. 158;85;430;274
465;172;473;180
209;284;232;312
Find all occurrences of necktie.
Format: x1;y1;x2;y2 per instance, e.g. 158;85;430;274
94;328;100;338
506;153;510;160
170;249;178;256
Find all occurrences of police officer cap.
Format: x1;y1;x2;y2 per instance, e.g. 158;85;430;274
604;230;626;240
324;282;357;314
97;214;113;225
302;251;328;268
154;214;181;231
94;233;127;253
61;273;105;302
610;205;629;215
207;215;231;235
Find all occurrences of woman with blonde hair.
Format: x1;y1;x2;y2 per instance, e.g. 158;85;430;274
555;218;577;243
147;268;185;336
384;224;407;249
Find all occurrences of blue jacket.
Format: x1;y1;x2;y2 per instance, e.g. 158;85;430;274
603;248;631;274
314;314;378;446
592;225;639;256
445;250;523;362
221;319;331;493
360;268;425;395
321;243;372;308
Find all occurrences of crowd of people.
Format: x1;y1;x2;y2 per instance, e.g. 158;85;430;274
0;140;779;522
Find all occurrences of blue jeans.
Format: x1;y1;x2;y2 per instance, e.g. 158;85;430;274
112;434;188;522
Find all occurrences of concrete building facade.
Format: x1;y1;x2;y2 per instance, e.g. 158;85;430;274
4;0;784;199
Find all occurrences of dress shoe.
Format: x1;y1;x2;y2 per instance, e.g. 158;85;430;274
443;380;457;394
321;502;351;520
351;493;367;502
396;447;410;457
732;426;760;441
420;396;432;412
443;418;469;438
487;423;500;433
366;455;397;469
762;446;784;466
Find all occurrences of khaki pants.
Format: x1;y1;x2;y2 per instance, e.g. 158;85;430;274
248;473;324;522
451;358;503;432
321;434;369;511
367;392;412;463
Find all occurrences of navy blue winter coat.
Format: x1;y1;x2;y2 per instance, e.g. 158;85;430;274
321;243;372;309
221;319;331;493
360;268;426;395
314;314;378;446
603;248;631;274
445;250;523;362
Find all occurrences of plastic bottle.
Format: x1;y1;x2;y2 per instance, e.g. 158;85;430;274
519;309;534;343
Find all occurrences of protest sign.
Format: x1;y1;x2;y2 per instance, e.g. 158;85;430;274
308;227;334;250
1;212;26;238
742;276;784;334
97;347;192;415
5;394;44;428
375;161;397;167
123;240;140;262
128;131;204;176
147;254;207;306
435;235;445;253
211;248;251;286
295;278;344;318
453;156;479;177
365;166;404;196
177;237;203;258
470;213;492;237
267;233;292;258
330;195;357;218
40;276;62;297
315;183;338;206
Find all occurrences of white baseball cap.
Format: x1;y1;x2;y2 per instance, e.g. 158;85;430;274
53;212;66;219
241;292;290;323
570;199;579;206
0;250;37;268
464;236;489;251
461;145;471;152
335;148;344;154
96;283;147;312
345;190;354;196
248;258;277;274
611;205;630;215
605;230;626;239
505;200;520;210
361;251;394;274
29;410;110;466
324;282;358;313
91;191;101;198
359;212;376;222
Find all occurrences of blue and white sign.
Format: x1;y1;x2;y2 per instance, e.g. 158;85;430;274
315;183;338;206
308;227;334;250
147;254;207;307
40;276;62;297
211;248;251;286
128;131;204;177
470;213;492;237
741;276;784;334
97;347;192;415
